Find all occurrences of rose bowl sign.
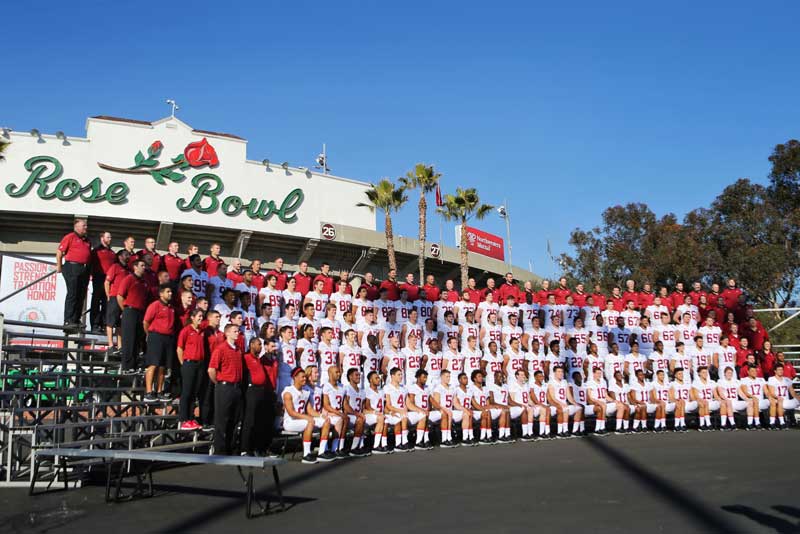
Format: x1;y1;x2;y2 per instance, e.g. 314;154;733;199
0;116;376;239
462;225;504;261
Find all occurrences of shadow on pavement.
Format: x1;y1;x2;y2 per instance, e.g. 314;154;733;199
721;504;800;533
155;458;352;532
583;436;744;534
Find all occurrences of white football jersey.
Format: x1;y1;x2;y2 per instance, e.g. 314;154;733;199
330;293;353;322
768;376;792;399
282;385;310;422
407;383;430;410
344;384;365;412
181;269;209;298
365;386;384;413
306;291;329;320
259;287;283;321
208;275;234;308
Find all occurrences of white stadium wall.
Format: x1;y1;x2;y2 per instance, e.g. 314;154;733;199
0;116;376;238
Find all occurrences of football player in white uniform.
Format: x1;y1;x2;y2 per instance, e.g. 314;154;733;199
585;366;617;434
739;363;768;430
281;367;324;464
629;369;662;432
716;366;746;430
454;372;476;445
508;369;536;440
364;371;390;454
529;370;552;438
766;364;799;429
482;341;505;387
342;368;369;456
304;279;329;320
650;370;673;432
384;367;411;452
406;369;433;450
431;369;459;448
608;371;631;433
488;372;514;443
691;366;719;431
669;367;695;431
470;370;498;445
321;366;347;459
547;365;578;438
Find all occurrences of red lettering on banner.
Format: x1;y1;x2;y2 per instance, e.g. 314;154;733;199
12;261;56;301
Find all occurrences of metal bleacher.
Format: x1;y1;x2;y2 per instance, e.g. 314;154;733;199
0;318;209;487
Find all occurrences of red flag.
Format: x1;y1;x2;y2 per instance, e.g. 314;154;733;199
435;183;443;207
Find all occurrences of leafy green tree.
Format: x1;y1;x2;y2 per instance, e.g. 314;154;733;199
357;178;408;272
438;187;493;289
400;163;441;281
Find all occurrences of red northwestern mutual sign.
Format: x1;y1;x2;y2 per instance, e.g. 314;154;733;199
465;226;504;261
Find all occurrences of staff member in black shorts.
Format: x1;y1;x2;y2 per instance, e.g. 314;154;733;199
143;284;175;403
117;260;148;373
104;250;130;355
208;324;244;455
55;218;91;332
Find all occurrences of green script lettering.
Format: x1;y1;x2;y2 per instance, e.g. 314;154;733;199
176;174;304;223
6;156;129;205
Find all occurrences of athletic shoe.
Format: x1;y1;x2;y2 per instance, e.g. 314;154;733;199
159;392;171;402
462;438;475;446
395;443;411;453
422;441;434;450
478;438;493;446
335;450;349;460
317;451;337;462
372;446;391;455
301;454;318;464
143;392;158;403
520;434;535;442
440;440;457;448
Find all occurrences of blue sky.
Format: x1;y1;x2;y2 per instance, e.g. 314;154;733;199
3;1;798;278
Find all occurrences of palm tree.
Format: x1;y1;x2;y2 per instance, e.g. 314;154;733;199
438;187;493;289
400;163;441;281
357;178;408;272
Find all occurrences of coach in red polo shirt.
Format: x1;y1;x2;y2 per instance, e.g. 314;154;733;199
117;259;149;371
553;277;571;304
422;274;440;302
379;269;400;300
536;280;553;305
497;273;519;304
250;259;265;290
360;272;380;301
638;283;655;310
143;284;175;402
162;242;184;282
208;324;244;455
721;279;743;311
56;218;92;331
203;243;225;277
314;262;335;296
622;280;640;311
177;309;206;429
670;282;687;311
743;317;769;352
293;261;313;297
241;337;279;455
89;230;116;333
399;273;420;302
266;257;289;290
465;277;483;305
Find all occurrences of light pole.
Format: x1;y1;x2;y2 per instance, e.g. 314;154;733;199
497;200;512;271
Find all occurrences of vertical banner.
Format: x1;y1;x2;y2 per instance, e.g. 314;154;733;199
0;255;92;331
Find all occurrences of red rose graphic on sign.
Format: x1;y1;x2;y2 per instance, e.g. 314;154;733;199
98;137;220;185
183;138;219;167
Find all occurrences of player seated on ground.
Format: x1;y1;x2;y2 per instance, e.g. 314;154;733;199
739;363;769;430
716;366;748;431
529;370;553;439
628;369;663;433
547;365;579;438
670;368;695;431
470;370;499;445
321;366;348;460
568;371;587;436
649;370;673;432
508;369;537;441
608;370;632;433
766;364;800;430
384;367;412;452
406;369;434;450
454;371;477;445
691;366;720;431
431;369;459;448
585;366;617;435
488;371;514;443
342;368;369;457
281;368;325;465
363;371;390;454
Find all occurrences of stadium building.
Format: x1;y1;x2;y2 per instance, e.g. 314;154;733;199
0;115;537;325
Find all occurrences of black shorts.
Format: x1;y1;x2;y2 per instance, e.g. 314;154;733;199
106;297;122;327
145;332;175;368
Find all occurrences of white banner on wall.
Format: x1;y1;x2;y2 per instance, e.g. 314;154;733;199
0;255;93;331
